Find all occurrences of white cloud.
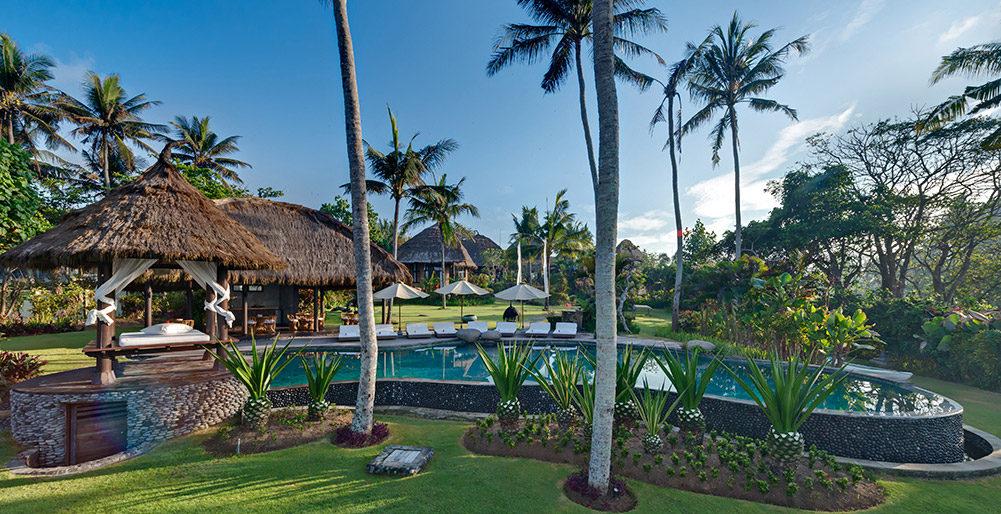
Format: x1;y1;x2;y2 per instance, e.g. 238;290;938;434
618;209;672;232
617;209;677;254
48;55;94;95
843;0;885;40
939;16;982;44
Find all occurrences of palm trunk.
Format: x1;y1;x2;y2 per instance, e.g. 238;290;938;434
728;104;742;258
574;41;600;194
102;134;111;190
589;0;619;494
668;94;683;331
6;116;14;144
387;197;401;322
331;0;378;437
441;239;447;309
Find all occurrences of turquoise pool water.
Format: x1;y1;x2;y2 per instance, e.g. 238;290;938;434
271;343;954;416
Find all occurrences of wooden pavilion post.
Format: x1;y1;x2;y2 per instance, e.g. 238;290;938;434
93;261;116;385
217;266;229;345
185;280;193;320
143;280;153;327
312;286;320;332
319;288;325;332
241;282;249;336
203;278;217;362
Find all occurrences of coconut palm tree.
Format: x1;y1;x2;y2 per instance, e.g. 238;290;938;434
404;174;480;308
0;33;71;160
168;115;251;184
538;188;592;305
510;205;541;283
921;40;1001;148
649;37;711;330
56;72;166;189
486;0;666;194
322;0;379;438
682;12;808;258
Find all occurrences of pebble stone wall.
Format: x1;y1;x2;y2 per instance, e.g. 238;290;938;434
11;377;246;467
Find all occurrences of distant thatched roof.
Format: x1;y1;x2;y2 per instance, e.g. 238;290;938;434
0;145;285;271
616;239;644;264
396;225;477;269
461;233;501;267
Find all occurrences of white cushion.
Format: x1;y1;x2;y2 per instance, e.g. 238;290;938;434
119;330;209;346
407;323;431;334
467;321;489;332
554;322;577;333
141;323;193;335
526;322;550;334
496;322;517;334
339;325;360;339
433;322;457;333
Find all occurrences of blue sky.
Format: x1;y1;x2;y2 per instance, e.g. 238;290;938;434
6;0;1001;253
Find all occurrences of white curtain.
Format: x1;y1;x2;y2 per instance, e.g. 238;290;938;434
516;242;522;285
86;258;158;326
177;260;235;327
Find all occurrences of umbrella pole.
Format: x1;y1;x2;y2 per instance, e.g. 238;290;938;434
398;301;402;332
460;297;464;325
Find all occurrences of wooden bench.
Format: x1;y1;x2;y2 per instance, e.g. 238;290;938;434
632;304;654;316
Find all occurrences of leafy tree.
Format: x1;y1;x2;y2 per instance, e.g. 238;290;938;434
256;186;284;199
682;11;808;258
320;195;389;249
0;139;48;250
167;115;251;185
175;162;248;199
0;33;70;161
510;205;541;283
682;219;724;268
922;38;1001;148
539;189;592;303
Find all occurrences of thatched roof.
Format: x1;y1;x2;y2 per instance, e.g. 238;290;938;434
461;233;501;267
0;145;285;271
396;224;477;269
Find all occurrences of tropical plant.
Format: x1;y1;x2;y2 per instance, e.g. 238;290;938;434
475;342;543;431
724;352;850;462
630;379;685;453
0;350;46;399
0;33;70;161
801;306;880;366
0;139;49;250
486;0;666;193
538;188;592;304
301;352;345;420
682;11;809;257
205;334;307;428
921;39;1001;148
528;348;585;428
56;72;166;189
572;369;597;438
584;346;648;423
166;115;250;185
653;347;721;433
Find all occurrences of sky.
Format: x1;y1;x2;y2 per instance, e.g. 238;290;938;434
5;0;1001;254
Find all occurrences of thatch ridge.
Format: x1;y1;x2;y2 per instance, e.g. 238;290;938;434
0;147;285;271
461;233;501;267
396;225;477;269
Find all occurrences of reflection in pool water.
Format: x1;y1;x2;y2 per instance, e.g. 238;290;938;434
271;344;954;416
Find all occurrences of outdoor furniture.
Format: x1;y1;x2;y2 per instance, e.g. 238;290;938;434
467;321;489;333
433;322;457;338
552;322;578;338
526;322;551;337
376;323;398;340
118;329;211;347
338;325;360;341
406;323;432;338
170;319;195;327
496;321;517;337
257;315;277;334
633;304;653;316
341;313;359;325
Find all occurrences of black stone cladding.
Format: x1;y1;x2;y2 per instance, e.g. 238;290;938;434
267;379;965;464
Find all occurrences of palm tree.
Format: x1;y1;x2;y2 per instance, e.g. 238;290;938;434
57;72;166;189
510;205;541;284
682;12;808;258
168;115;251;184
322;0;379;437
589;0;620;494
486;0;666;194
404;174;480;308
920;40;1001;148
650;38;711;330
539;188;592;305
0;33;71;160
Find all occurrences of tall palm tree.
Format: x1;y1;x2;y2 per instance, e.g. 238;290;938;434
920;40;1001;148
404;174;480;308
168;115;251;184
57;72;166;189
538;188;591;305
322;0;379;437
682;12;808;258
486;0;666;194
650;37;711;331
589;0;619;494
0;33;71;160
511;205;541;283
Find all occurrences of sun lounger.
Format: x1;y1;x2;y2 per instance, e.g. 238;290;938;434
496;321;517;337
375;323;398;340
467;321;489;332
434;322;457;337
406;323;432;338
118;329;211;347
338;325;360;341
525;322;551;338
552;322;577;338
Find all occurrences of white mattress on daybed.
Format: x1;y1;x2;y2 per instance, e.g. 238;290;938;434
118;330;211;347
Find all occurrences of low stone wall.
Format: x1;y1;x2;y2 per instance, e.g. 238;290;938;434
11;377;246;467
269;378;965;464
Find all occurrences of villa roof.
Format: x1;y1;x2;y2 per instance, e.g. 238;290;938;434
461;233;501;267
0;144;285;271
396;224;477;269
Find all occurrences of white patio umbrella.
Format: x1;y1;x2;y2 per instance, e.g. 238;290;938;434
494;283;549;328
434;279;490;322
373;282;429;329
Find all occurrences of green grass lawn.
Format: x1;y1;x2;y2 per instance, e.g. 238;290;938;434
329;301;550;329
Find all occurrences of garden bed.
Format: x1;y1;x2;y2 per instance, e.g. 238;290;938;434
204;409;349;457
462;415;885;511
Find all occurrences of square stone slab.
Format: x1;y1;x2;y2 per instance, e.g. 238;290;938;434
366;445;434;475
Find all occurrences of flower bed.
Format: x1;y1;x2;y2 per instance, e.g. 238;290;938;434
462;415;885;512
203;408;350;457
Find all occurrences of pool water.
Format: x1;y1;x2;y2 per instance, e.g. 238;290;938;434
271;343;954;416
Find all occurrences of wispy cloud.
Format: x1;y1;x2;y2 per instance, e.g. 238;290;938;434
618;209;676;253
843;0;885;40
48;54;95;94
939;16;982;44
619;209;672;232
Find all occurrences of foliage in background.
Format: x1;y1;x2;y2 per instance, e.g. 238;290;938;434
0;140;49;250
321;195;391;251
0;350;46;399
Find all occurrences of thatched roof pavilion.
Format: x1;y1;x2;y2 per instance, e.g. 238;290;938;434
396;224;477;283
461;233;501;268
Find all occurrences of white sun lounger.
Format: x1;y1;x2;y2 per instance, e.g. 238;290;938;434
467;321;489;332
338;325;360;341
552;322;578;338
526;322;551;338
406;323;432;338
375;324;398;340
434;322;457;337
496;322;517;337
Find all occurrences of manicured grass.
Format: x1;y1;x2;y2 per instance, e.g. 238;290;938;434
0;329;129;375
326;301;549;330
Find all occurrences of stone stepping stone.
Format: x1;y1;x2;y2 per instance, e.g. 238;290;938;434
366;445;434;475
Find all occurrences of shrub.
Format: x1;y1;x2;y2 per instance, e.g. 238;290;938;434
0;351;46;397
631;380;684;453
0;317;80;337
334;421;390;447
528;348;584;427
654;348;721;433
475;342;542;429
301;352;344;420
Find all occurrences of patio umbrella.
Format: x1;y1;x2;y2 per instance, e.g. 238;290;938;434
494;283;549;328
373;282;429;329
434;279;490;322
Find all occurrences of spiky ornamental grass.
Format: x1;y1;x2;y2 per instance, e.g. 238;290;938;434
301;352;345;420
529;349;585;428
475;342;542;429
572;372;597;438
205;334;307;427
653;348;721;433
725;352;850;462
631;380;686;453
582;346;649;422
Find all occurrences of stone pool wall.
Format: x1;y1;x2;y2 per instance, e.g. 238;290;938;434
11;377;246;467
269;378;965;464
